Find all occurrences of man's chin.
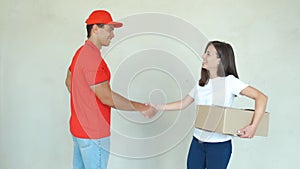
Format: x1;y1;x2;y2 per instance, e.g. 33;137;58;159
103;43;110;47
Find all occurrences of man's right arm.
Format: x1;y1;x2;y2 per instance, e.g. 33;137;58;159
91;81;157;118
65;70;72;93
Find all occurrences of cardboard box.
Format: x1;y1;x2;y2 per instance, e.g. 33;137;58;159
195;105;269;136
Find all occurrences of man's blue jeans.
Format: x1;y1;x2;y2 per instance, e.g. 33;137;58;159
187;137;232;169
72;136;110;169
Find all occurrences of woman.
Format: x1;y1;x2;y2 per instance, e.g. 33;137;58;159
155;41;268;169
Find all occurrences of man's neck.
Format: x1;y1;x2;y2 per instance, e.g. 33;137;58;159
88;37;102;50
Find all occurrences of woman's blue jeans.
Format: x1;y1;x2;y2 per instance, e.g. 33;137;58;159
187;137;232;169
72;136;110;169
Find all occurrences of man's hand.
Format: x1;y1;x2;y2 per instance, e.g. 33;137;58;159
140;104;157;119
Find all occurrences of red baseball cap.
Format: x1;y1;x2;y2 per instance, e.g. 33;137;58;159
85;10;123;28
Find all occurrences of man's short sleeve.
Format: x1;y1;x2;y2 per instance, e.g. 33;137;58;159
84;60;110;86
94;61;110;84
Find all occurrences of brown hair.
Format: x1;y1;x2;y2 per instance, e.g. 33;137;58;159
199;41;239;86
86;24;105;38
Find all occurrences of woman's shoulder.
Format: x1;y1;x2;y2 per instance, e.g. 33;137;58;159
226;74;237;79
226;75;248;87
225;75;242;83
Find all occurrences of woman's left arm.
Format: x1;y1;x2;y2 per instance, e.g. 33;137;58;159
238;86;268;138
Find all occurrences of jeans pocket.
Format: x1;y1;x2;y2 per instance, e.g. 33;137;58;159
77;138;92;149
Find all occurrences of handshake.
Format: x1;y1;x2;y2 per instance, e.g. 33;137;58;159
138;103;164;119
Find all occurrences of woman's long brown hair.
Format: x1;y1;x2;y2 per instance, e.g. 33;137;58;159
199;41;239;86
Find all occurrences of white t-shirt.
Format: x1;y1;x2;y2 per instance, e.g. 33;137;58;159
188;75;249;142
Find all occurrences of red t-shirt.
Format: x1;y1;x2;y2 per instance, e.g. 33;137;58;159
69;40;111;139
